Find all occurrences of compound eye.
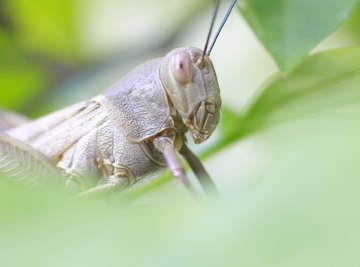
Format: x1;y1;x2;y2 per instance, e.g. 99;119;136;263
170;51;193;84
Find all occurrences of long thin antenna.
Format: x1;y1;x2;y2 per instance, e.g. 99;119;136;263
202;0;220;59
207;0;237;55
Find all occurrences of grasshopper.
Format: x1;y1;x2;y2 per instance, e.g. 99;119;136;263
0;0;237;197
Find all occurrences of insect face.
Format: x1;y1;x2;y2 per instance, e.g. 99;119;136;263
160;46;221;144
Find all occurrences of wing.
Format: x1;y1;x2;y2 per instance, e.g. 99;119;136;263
0;133;63;187
0;109;29;131
6;101;90;143
6;100;109;161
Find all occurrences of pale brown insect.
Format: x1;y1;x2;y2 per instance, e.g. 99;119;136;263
0;0;237;197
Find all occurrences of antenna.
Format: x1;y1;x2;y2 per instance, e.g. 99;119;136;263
202;0;221;59
206;0;237;56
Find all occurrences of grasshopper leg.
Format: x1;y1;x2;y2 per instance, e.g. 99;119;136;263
153;135;197;196
162;144;197;196
179;144;217;197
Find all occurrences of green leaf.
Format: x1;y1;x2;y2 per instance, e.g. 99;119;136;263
242;47;360;136
239;0;358;73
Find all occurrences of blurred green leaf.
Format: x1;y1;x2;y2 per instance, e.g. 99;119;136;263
239;0;358;73
341;1;360;41
2;117;360;267
241;47;360;136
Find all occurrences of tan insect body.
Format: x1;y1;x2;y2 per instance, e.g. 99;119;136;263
1;47;221;196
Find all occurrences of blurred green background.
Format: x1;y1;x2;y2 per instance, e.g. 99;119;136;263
2;0;360;266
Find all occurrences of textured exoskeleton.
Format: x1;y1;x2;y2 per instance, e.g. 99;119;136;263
2;46;221;196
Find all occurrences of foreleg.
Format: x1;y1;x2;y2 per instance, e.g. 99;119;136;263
152;133;197;197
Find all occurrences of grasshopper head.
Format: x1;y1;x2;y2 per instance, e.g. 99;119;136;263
160;47;221;144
